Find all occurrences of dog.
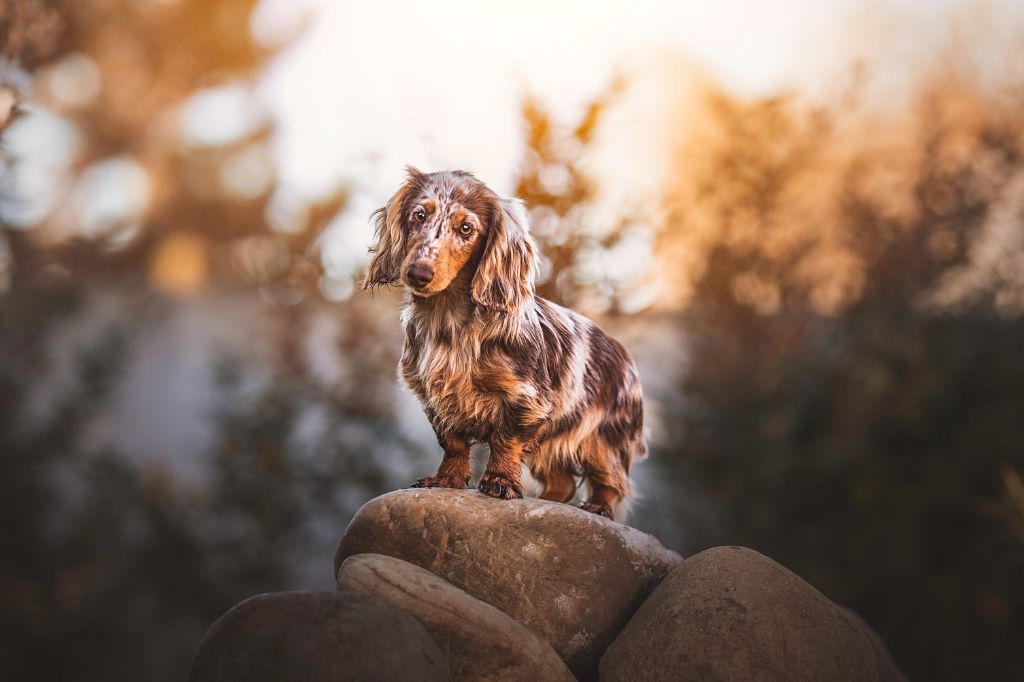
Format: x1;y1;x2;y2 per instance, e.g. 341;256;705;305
363;167;646;519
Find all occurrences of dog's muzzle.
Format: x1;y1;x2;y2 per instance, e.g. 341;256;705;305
407;264;434;288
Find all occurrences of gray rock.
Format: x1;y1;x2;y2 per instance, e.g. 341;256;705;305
600;546;881;682
333;488;682;680
337;553;576;682
188;591;447;682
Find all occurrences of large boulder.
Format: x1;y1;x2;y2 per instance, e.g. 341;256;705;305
337;553;575;682
188;591;447;682
599;546;881;682
334;488;682;680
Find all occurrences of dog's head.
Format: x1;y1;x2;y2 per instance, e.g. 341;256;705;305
363;167;538;312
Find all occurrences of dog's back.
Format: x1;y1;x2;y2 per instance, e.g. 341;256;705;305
527;298;646;513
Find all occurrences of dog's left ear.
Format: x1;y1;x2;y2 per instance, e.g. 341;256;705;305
363;167;422;289
472;196;538;312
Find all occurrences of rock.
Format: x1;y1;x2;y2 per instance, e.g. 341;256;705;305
839;607;909;682
188;591;447;682
337;553;575;682
333;488;682;680
599;546;880;682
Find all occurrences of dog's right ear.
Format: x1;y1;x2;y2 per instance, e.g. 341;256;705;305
363;167;423;289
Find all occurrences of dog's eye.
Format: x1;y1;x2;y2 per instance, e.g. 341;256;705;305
413;209;426;223
458;221;473;236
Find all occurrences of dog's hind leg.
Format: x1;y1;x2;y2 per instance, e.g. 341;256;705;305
580;487;620;519
579;441;631;520
536;467;577;503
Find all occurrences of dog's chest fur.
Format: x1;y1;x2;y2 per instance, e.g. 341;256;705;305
399;304;551;441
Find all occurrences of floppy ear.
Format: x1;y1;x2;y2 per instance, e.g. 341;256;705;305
363;167;422;289
472;196;539;312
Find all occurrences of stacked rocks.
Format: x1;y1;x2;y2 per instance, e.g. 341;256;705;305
599;546;907;682
189;488;906;682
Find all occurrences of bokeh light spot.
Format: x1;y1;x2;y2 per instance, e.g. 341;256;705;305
149;233;209;296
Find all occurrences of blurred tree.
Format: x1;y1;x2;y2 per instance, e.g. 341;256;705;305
9;2;1021;681
0;5;628;678
0;264;423;682
0;0;333;299
0;3;420;681
659;76;1024;681
513;80;649;313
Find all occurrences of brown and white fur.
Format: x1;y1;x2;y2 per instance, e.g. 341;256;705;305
363;168;646;519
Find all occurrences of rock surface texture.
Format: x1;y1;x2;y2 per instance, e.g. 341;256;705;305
189;491;908;682
337;552;575;682
334;488;682;680
599;546;882;682
188;591;447;682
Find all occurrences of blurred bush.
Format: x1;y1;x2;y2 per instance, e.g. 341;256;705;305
0;3;412;681
657;74;1024;681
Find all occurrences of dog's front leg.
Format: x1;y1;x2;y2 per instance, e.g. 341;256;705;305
477;434;526;500
411;432;472;489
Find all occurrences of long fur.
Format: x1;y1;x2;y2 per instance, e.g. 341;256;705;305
364;168;646;520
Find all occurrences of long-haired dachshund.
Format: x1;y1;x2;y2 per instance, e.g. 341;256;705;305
363;168;646;519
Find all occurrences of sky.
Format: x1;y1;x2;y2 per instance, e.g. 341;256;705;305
243;0;1013;280
257;0;839;195
5;0;1021;281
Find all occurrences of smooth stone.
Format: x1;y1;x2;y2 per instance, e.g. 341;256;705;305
334;488;682;680
337;553;575;681
188;590;447;682
600;546;881;682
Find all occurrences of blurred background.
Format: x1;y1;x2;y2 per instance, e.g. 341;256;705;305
2;0;1024;679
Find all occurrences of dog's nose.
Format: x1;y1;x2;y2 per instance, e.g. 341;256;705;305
407;264;434;288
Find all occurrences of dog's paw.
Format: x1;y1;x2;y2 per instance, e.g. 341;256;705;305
477;472;524;500
580;501;614;519
410;475;468;489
